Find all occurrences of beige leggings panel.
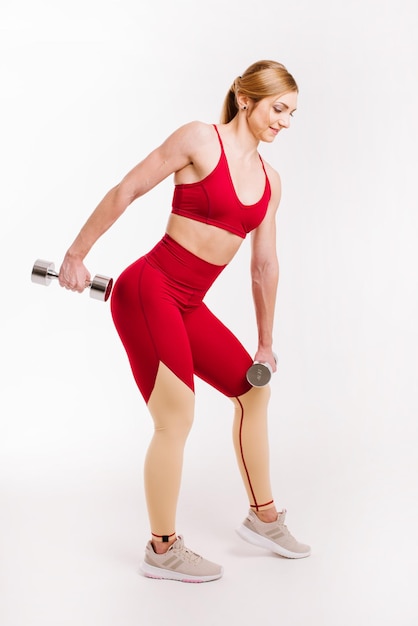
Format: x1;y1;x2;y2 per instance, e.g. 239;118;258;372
145;362;195;539
145;363;274;540
231;385;274;511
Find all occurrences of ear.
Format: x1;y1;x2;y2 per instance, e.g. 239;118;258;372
236;93;250;110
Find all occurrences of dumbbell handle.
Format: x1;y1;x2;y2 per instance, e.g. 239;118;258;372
31;259;113;302
45;266;90;285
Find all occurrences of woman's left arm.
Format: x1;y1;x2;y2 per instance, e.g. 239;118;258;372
250;168;281;372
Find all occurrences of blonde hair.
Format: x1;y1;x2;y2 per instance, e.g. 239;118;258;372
221;60;298;124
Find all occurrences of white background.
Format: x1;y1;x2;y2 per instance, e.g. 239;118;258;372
1;1;418;624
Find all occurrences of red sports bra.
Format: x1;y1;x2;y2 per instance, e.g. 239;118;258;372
171;125;271;238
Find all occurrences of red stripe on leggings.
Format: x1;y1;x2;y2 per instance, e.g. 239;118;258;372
250;500;274;510
237;396;260;510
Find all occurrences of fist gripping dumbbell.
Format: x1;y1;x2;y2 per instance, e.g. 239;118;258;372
31;259;113;302
246;353;278;387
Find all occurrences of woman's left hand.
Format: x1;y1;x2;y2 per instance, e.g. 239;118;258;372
254;348;277;373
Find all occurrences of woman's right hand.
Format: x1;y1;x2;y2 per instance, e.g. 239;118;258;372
58;254;91;293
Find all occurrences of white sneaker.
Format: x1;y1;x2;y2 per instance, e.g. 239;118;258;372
237;509;311;559
140;535;224;583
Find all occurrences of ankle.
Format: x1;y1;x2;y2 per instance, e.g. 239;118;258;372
253;507;278;523
152;536;177;554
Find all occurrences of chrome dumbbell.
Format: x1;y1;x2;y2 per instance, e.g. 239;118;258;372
31;259;113;302
246;353;278;387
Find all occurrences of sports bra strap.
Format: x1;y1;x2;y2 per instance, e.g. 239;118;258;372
213;124;266;172
213;124;224;150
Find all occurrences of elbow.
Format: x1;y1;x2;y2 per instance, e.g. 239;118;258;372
100;183;134;223
116;167;151;204
251;258;279;284
113;179;139;207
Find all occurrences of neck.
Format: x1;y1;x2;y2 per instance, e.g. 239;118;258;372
223;114;260;154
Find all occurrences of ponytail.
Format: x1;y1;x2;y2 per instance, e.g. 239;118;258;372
220;78;241;124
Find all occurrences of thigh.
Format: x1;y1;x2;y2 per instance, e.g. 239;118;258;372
184;303;253;397
110;258;195;403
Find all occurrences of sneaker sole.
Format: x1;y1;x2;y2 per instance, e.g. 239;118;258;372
236;525;311;559
140;561;224;583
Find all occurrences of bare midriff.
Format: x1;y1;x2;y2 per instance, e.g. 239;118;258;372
165;213;244;266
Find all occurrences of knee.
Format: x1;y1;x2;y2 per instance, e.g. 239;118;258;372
147;363;195;439
153;409;194;441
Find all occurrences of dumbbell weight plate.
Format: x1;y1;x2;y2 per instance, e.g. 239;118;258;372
90;274;113;301
246;362;273;387
31;259;57;286
31;259;57;287
246;353;278;387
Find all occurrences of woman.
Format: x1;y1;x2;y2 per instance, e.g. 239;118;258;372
58;60;310;583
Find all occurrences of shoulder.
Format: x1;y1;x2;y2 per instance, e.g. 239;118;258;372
151;121;217;170
262;159;282;205
262;159;281;191
168;121;216;148
159;121;217;165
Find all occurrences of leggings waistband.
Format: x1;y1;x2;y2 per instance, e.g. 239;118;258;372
145;234;226;297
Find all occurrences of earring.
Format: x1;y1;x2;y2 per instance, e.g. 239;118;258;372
242;106;247;110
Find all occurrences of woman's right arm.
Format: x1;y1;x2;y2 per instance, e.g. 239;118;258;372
58;122;202;291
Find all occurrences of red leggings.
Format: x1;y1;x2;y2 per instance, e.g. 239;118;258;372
110;235;274;536
110;234;253;403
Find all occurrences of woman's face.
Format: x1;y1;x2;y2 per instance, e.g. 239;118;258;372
247;91;298;142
